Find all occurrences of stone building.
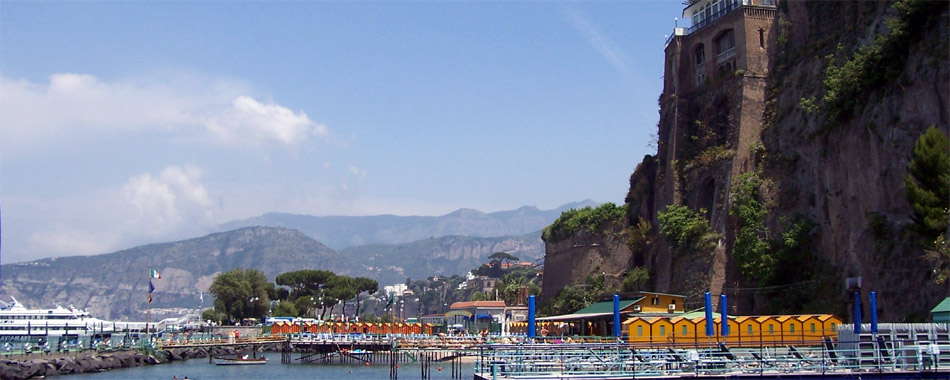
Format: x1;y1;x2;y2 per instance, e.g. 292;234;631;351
650;0;777;303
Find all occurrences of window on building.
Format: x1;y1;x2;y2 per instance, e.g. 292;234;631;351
768;324;774;334
790;324;795;333
682;325;688;336
637;325;643;336
748;325;753;335
811;323;816;333
716;29;735;57
695;44;705;66
759;28;765;48
660;325;666;336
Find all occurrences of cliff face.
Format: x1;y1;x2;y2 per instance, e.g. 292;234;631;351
760;0;949;320
542;0;949;320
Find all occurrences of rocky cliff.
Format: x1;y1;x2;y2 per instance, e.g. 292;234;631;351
542;0;948;320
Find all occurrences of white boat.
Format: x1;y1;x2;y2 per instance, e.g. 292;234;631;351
0;296;126;339
214;354;267;365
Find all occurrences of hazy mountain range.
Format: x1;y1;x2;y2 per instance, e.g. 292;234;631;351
220;200;597;249
1;201;593;320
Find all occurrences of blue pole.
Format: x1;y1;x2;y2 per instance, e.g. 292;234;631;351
704;292;714;337
613;294;621;338
853;291;862;334
720;294;729;337
869;291;878;334
528;295;536;338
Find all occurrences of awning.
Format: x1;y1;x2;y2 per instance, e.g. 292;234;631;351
475;313;493;320
536;312;618;321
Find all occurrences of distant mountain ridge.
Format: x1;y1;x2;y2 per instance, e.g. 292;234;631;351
1;227;347;321
2;202;591;320
220;200;598;249
1;227;545;320
341;232;544;285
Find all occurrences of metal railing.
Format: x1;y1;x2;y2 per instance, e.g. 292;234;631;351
687;2;739;35
473;338;950;378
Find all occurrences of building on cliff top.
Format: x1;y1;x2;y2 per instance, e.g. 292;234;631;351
648;0;777;307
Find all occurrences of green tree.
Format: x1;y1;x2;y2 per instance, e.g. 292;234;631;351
208;268;272;325
730;171;774;282
294;296;321;318
352;277;379;317
275;269;334;299
272;300;298;317
626;217;654;254
905;126;950;240
924;235;950;285
657;204;717;255
621;267;650;292
488;252;520;268
325;275;357;319
201;309;226;325
549;285;593;315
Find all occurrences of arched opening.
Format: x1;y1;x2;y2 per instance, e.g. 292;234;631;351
694;44;706;66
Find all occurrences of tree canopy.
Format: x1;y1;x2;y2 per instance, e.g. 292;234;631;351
207;268;272;325
905;125;950;240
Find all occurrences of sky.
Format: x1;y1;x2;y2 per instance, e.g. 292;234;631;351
0;1;685;264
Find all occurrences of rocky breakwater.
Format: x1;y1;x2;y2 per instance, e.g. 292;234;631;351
0;346;238;379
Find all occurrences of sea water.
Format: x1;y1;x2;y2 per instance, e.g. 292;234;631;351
68;357;475;380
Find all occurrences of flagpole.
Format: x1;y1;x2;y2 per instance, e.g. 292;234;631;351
145;267;160;339
147;267;150;336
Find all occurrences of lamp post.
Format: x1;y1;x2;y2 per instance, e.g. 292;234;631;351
249;297;259;323
415;298;420;318
310;297;316;319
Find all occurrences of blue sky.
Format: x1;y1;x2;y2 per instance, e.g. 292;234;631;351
1;1;685;263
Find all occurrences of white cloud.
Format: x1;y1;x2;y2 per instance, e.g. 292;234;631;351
204;96;328;148
0;73;329;155
124;165;214;231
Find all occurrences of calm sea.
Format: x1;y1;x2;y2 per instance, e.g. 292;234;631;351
68;357;475;380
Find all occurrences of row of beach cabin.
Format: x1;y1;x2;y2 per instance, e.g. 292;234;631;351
623;314;841;347
505;314;841;347
270;321;433;336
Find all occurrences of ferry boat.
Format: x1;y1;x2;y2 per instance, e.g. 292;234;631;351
0;297;123;339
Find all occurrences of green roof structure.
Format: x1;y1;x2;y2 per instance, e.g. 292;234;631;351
931;297;950;323
573;298;642;315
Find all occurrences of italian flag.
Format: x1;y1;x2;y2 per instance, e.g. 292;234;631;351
150;268;161;279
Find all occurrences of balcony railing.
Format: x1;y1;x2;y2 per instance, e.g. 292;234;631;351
687;2;739;35
716;47;735;63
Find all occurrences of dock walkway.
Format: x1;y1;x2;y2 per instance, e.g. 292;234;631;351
473;341;950;380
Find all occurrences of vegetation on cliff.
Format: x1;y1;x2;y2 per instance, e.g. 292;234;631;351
657;204;717;256
822;0;946;126
729;171;773;282
542;203;626;242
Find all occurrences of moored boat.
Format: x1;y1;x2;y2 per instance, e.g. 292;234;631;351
0;296;131;339
213;354;267;365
